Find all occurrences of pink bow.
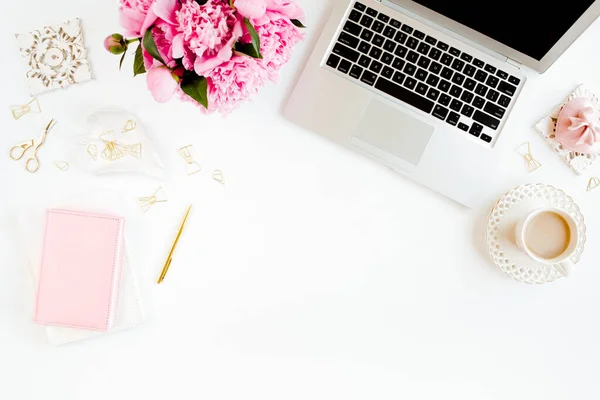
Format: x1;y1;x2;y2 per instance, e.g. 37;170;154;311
569;106;600;146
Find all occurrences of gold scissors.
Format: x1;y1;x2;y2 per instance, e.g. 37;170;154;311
10;119;56;173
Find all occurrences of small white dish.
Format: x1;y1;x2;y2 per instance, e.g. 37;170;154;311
486;184;586;284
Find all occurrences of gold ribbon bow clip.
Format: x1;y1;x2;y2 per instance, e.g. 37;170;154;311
99;130;143;161
516;142;542;173
11;98;41;120
178;145;202;175
138;187;168;213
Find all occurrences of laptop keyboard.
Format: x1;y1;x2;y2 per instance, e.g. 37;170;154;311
325;1;522;144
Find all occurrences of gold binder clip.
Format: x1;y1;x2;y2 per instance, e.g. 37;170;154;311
212;170;225;185
137;187;168;213
516;142;542;172
587;177;600;192
11;98;41;120
122;119;137;133
53;161;69;171
123;143;143;159
86;144;98;160
101;140;125;161
178;145;202;175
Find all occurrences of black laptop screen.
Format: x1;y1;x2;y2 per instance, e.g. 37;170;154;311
411;0;595;60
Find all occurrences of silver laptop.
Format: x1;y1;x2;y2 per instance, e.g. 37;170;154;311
285;0;600;207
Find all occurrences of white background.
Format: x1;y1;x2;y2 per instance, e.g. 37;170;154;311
2;1;600;399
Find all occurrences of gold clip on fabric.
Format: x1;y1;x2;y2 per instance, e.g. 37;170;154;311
122;119;137;133
11;98;41;120
53;161;69;171
516;142;542;173
587;177;600;192
86;144;98;160
178;145;202;175
137;187;168;213
123;143;143;159
212;170;225;185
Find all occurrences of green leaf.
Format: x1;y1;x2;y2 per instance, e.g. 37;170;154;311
234;18;262;59
143;28;165;65
181;73;209;109
290;19;306;28
119;50;127;70
133;43;146;76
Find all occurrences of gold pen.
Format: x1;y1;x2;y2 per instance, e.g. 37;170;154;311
157;205;193;284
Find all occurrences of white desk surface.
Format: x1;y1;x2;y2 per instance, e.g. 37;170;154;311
3;1;600;399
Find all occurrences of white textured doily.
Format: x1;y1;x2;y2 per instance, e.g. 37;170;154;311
486;184;586;284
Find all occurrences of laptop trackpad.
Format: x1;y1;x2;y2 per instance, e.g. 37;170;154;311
351;100;434;171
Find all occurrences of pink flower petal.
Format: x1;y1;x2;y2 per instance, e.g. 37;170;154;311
119;8;146;37
172;34;185;59
146;67;178;103
235;0;267;19
194;55;226;76
153;0;178;25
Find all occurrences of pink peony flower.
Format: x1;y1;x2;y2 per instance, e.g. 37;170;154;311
266;0;305;21
119;0;178;37
147;67;179;103
255;16;303;81
234;0;267;19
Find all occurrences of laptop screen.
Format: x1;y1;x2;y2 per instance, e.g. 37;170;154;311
411;0;595;60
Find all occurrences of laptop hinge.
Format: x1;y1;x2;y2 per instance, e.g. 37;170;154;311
506;57;522;69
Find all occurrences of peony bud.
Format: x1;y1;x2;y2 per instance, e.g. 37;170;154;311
104;34;127;55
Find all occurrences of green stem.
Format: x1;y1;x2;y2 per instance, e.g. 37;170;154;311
126;38;138;44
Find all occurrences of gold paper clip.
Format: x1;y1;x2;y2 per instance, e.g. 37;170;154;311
212;170;225;185
86;144;98;160
587;177;600;192
138;187;168;213
178;145;202;175
516;142;542;172
123;143;143;159
53;161;69;171
11;98;41;120
101;140;125;161
122;119;137;133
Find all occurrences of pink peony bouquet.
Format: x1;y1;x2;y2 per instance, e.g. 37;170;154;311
104;0;305;114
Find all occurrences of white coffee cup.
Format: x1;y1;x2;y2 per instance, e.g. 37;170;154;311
515;208;579;277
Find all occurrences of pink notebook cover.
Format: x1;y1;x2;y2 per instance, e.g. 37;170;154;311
34;209;125;331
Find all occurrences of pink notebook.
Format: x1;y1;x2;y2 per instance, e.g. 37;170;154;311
34;209;125;331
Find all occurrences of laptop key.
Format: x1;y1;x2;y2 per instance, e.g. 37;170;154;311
486;75;499;88
358;55;371;68
383;26;396;39
333;43;360;62
474;70;488;82
344;21;362;36
426;74;440;87
407;50;419;63
460;53;473;63
416;82;428;95
366;7;378;17
394;45;407;58
394;31;407;44
427;87;440;101
450;99;463;112
350;9;362;22
447;111;460;126
451;58;465;72
480;134;492;143
498;81;517;96
354;2;366;11
417;56;430;69
401;24;414;34
373;21;385;33
370;60;383;73
486;89;499;102
438;79;451;92
349;65;363;79
375;78;434;113
382;66;394;79
403;63;416;76
463;64;476;77
449;47;461;57
360;30;374;41
469;124;481;137
392;71;405;85
473;110;500;129
436;41;449;51
441;53;453;66
496;70;509;80
429;61;442;74
338;59;352;73
407;37;419;49
441;67;453;80
451;73;465;85
369;47;382;59
439;94;451;106
358;41;371;54
425;36;437;45
373;34;385;47
404;76;417;90
460;91;474;104
449;85;462;98
473;96;486;109
390;19;402;29
416;68;428;81
484;64;497;74
484;102;506;119
381;52;394;65
392;57;405;70
384;40;396;52
464;78;476;91
508;75;521;85
413;30;425;39
361;71;377;86
461;104;474;117
498;94;511;107
473;58;485;68
377;13;390;23
339;32;360;48
327;54;340;68
359;15;373;28
458;122;469;131
433;105;449;120
417;42;431;55
429;48;442;61
475;83;487;96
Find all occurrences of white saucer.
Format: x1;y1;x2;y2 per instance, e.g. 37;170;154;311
486;184;586;284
